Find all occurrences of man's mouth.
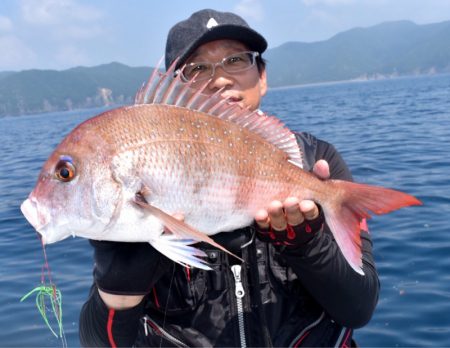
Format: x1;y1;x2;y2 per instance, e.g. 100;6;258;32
223;95;244;107
221;92;242;104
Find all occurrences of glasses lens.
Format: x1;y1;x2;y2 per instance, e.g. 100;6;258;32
181;51;258;82
182;62;213;81
223;52;256;73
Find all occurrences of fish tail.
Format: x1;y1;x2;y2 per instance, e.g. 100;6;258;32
321;180;422;275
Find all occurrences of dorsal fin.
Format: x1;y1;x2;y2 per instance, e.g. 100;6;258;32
135;60;303;168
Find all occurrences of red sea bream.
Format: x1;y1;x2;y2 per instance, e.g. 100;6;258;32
21;65;421;274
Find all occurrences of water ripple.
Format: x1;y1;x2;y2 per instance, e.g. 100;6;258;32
1;76;449;346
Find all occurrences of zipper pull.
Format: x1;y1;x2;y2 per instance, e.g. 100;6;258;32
143;317;149;336
231;265;245;298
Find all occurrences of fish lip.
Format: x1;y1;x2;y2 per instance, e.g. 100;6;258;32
21;197;49;232
21;198;69;245
39;232;56;245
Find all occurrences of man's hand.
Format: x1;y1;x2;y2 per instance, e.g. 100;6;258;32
254;160;330;246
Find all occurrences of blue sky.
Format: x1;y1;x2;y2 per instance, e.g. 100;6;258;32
1;0;450;72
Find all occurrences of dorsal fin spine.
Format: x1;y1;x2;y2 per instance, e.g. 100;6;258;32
134;61;303;168
197;87;225;113
153;73;173;104
160;73;181;105
207;97;229;115
185;80;209;110
140;57;165;104
173;81;193;106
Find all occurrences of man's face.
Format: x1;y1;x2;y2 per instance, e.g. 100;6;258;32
184;39;267;111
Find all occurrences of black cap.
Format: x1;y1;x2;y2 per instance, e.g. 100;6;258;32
165;9;267;70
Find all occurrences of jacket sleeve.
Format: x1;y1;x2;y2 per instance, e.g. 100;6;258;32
79;241;171;346
79;285;146;347
281;139;380;328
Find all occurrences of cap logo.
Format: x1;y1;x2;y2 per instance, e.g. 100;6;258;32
206;18;219;29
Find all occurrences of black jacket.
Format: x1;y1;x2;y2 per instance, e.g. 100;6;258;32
79;133;380;347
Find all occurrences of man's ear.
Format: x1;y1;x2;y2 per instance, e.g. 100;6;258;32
259;68;268;97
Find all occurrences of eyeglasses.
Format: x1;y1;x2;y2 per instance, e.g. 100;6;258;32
177;51;260;82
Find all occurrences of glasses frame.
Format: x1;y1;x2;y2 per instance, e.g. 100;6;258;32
177;51;260;83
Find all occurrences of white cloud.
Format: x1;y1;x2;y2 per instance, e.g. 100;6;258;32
19;0;107;43
55;45;89;67
308;8;340;25
302;0;357;6
234;0;264;22
0;0;109;70
302;0;394;9
20;0;103;25
0;35;36;70
58;25;106;40
0;16;13;32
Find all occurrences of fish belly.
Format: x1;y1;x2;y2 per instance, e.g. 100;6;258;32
144;166;294;235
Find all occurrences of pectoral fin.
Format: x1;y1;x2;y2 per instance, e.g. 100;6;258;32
134;199;243;268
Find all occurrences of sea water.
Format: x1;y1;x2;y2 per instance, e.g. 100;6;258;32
0;74;449;346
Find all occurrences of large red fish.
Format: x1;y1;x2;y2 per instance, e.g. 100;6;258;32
21;65;421;274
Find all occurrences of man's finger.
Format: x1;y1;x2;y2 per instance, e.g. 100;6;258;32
300;200;319;220
312;159;330;180
255;209;270;229
267;200;287;231
283;197;304;226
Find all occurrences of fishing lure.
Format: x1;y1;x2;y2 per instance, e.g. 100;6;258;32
20;236;67;346
20;284;63;338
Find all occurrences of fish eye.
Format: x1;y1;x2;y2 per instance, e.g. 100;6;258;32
54;158;76;182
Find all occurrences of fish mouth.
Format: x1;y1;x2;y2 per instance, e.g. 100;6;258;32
21;197;50;233
21;199;66;244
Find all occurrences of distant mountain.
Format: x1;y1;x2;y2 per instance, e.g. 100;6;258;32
0;71;14;80
265;20;450;86
1;20;450;116
0;62;152;116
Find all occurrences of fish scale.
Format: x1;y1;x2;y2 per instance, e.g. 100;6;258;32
114;106;295;232
21;64;421;273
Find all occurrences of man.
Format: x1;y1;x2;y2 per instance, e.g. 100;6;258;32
80;9;379;347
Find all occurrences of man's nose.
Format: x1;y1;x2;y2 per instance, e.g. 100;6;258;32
206;66;233;93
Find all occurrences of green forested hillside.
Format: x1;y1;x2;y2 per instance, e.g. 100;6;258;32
0;63;151;116
265;20;450;86
1;20;449;116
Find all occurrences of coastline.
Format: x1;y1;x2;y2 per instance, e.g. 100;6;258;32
268;71;450;91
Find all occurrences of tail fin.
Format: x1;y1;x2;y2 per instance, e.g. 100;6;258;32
322;180;421;275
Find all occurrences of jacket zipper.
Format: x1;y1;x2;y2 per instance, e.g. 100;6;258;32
231;264;247;348
142;316;189;348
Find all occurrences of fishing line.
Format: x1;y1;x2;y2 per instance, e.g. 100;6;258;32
159;263;176;348
20;234;67;347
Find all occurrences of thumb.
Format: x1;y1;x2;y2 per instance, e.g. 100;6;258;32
312;159;330;180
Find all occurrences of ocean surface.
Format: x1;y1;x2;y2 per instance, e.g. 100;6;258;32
0;74;449;347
